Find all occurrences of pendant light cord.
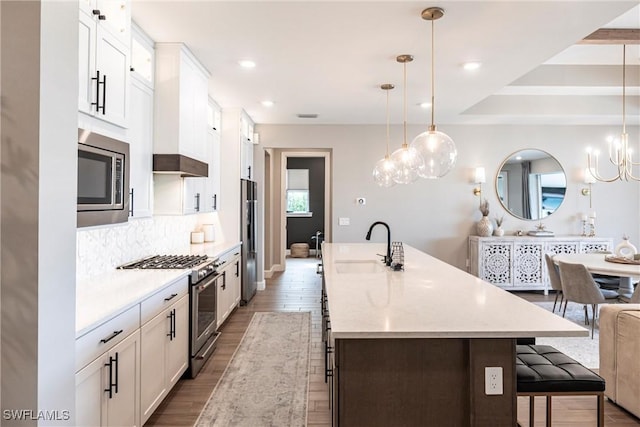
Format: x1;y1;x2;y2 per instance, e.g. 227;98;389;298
430;17;435;129
403;61;408;146
386;88;390;156
622;44;626;134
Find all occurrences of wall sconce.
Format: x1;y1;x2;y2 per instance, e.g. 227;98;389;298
581;167;596;208
473;167;486;198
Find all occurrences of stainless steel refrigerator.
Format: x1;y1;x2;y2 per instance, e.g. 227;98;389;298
240;179;257;304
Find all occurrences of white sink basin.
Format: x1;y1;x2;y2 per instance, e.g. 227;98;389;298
334;260;386;274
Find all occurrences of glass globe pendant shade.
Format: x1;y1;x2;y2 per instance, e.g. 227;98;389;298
410;128;457;179
373;155;397;188
390;145;423;184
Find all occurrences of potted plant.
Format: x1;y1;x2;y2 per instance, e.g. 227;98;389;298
476;199;493;237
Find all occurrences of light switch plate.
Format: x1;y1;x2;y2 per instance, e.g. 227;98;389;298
339;217;350;226
485;367;503;395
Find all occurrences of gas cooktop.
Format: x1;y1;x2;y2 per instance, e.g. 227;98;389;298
117;254;209;270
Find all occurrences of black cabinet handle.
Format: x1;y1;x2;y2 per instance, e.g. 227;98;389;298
248;166;251;179
114;352;119;394
104;352;118;398
104;357;113;398
129;188;134;217
91;71;106;114
92;9;100;15
213;194;217;210
101;73;107;114
98;14;106;20
235;261;239;277
166;309;176;340
221;271;226;290
130;66;135;72
195;193;200;212
91;70;101;112
100;329;123;344
212;127;217;131
172;309;176;339
164;293;178;302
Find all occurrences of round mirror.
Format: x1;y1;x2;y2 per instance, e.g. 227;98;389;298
496;149;566;221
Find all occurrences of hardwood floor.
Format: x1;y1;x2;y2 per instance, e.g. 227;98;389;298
145;257;640;427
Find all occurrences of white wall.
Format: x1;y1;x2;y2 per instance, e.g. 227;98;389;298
256;123;640;271
1;1;77;425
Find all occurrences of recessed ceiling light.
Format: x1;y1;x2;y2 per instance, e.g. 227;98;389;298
463;62;481;71
296;114;318;119
261;100;274;107
238;59;256;69
419;102;432;109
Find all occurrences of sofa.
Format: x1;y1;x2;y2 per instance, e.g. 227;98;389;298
599;304;640;417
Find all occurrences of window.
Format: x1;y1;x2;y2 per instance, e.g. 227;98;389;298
286;169;311;216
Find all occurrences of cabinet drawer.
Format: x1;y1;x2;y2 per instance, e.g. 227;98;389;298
76;304;140;372
140;277;189;325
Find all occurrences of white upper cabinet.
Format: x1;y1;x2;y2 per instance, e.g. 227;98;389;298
204;98;222;212
78;0;131;128
239;111;255;180
130;22;154;88
128;23;155;218
154;43;211;162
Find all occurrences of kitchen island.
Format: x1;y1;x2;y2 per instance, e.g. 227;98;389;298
322;243;587;426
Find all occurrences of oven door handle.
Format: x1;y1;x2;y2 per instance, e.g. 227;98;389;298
196;273;221;292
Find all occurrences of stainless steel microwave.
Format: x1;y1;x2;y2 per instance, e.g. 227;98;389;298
77;129;130;227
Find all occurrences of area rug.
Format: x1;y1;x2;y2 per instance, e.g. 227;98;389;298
194;312;311;427
533;301;601;369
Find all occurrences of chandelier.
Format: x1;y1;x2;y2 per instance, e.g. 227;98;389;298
586;44;640;182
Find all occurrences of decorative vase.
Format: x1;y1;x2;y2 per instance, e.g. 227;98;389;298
476;215;493;237
615;236;637;259
493;227;504;237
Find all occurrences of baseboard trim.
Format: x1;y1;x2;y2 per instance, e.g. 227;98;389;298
264;264;285;279
257;280;266;291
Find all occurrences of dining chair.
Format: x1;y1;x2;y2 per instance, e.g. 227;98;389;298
589;250;622;290
544;254;564;313
557;261;618;338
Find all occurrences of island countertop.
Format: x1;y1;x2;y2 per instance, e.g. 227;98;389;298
322;243;588;339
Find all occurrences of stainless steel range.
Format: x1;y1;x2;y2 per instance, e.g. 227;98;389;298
118;253;223;378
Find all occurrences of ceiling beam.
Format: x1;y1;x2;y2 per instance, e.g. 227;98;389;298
580;28;640;44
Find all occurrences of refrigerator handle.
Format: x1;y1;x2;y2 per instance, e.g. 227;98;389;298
252;201;258;252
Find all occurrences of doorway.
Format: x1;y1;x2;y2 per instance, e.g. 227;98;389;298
263;149;331;277
281;151;331;269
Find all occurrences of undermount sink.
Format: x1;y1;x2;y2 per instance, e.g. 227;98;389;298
334;260;386;274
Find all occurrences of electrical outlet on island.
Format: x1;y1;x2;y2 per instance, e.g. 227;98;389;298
485;367;503;395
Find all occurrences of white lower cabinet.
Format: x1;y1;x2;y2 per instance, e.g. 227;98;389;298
76;329;141;427
216;251;242;329
76;276;188;426
469;235;613;293
140;294;189;424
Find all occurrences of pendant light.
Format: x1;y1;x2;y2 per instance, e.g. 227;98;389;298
390;54;424;184
410;7;457;179
373;84;398;188
586;44;640;182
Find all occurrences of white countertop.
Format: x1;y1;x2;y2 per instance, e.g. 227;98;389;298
322;243;588;339
76;241;241;337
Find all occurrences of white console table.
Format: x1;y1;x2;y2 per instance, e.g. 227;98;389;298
468;235;613;294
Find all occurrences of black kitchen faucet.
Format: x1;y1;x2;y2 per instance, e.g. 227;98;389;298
365;221;391;266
